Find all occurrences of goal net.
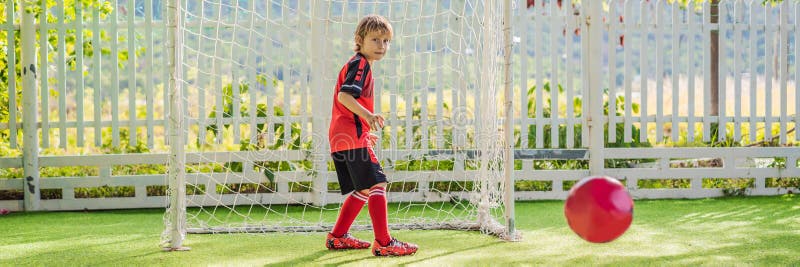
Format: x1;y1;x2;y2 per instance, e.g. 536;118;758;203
163;0;516;249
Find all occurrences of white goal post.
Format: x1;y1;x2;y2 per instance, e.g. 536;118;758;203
163;0;517;250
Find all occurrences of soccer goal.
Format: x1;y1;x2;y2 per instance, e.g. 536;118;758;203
163;0;517;250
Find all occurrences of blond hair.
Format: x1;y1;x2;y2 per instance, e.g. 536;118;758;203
353;15;393;52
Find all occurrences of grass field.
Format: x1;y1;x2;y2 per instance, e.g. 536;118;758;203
1;195;798;266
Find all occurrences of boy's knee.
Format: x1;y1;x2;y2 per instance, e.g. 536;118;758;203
371;183;387;190
361;183;386;196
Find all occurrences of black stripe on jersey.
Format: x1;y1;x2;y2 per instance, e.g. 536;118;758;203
354;114;363;138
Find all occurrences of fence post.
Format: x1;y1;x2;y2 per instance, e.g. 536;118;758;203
310;1;329;206
21;0;41;211
585;1;604;175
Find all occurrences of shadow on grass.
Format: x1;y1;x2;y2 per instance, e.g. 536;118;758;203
2;234;154;264
93;246;162;266
396;241;502;266
263;233;505;266
266;249;336;266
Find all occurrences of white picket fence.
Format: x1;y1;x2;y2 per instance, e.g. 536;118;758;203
1;0;798;212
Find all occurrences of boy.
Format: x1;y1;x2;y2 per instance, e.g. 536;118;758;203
325;15;418;257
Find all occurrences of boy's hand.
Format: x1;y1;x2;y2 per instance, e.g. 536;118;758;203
367;132;380;147
367;113;385;130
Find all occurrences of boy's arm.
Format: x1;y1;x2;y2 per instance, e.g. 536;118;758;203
338;92;384;130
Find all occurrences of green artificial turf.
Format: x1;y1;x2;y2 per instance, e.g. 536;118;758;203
1;195;798;266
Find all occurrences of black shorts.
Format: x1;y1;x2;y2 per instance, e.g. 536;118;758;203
331;147;387;195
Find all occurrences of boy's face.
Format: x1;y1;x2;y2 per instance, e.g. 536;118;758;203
357;30;391;62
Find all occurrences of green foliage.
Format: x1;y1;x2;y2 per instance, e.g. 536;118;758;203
146;184;206;197
387;182;417;192
288;182;312;192
216;183;275;194
112;163;166;176
431;181;474;192
705;178;755;196
40;165;98;178
0;189;23;200
0;141;23;178
1;1;124;148
101;128;151;154
40;188;62;199
514;180;552;191
636;179;691;189
75;185;135;198
393;160;454;171
766;177;800;190
562;180;578;191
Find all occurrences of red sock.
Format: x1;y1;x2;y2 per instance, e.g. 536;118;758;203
331;191;368;237
368;187;391;246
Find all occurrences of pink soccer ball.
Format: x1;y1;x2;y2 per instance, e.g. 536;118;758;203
564;176;634;243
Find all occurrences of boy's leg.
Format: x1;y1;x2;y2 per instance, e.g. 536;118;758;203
366;183;391;246
327;190;371;250
327;152;370;250
346;147;391;245
367;183;418;256
331;191;368;237
345;147;418;256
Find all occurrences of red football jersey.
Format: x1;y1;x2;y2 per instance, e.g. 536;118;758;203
329;53;375;153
